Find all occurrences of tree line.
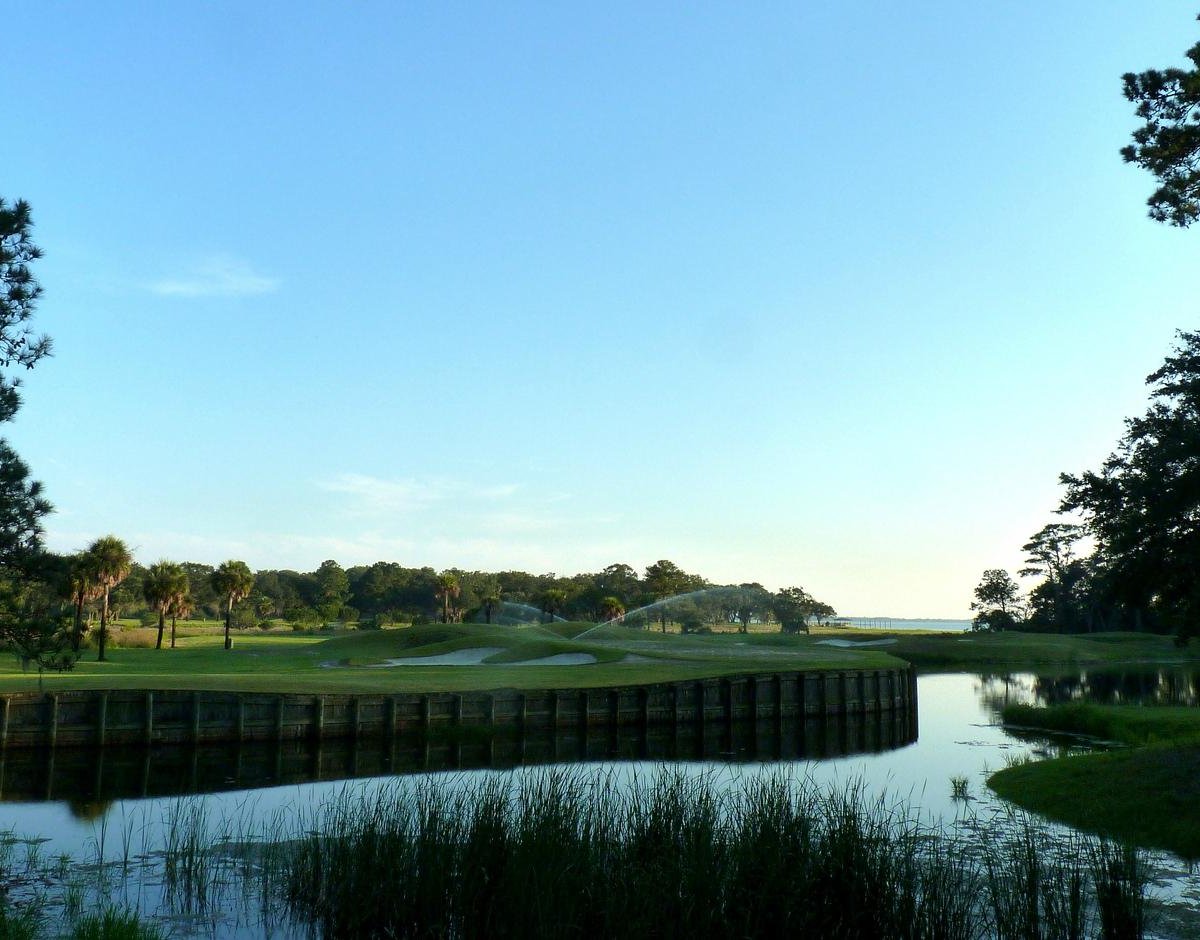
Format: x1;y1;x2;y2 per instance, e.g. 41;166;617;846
39;545;837;647
972;331;1200;641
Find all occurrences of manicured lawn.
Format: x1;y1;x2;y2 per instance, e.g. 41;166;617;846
988;702;1200;859
0;623;904;694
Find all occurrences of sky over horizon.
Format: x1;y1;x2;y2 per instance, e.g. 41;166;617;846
6;3;1198;617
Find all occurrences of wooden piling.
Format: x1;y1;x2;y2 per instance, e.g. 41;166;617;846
275;696;286;742
96;693;107;747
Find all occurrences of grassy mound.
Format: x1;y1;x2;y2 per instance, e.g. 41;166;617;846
0;623;905;694
319;624;631;667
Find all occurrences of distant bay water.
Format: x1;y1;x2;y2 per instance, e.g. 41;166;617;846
841;617;972;632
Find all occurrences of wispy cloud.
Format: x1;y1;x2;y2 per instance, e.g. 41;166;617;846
319;473;518;515
147;256;280;298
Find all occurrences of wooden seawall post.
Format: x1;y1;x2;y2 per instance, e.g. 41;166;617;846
0;666;916;750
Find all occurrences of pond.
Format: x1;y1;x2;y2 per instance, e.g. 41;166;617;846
0;669;1196;938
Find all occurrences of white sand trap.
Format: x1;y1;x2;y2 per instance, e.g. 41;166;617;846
816;638;898;648
371;646;504;667
509;652;598;666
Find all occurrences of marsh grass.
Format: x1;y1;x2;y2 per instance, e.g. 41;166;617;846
69;907;164;940
0;835;43;940
984;819;1089;939
267;769;1151;939
162;801;217;912
1090;841;1147;940
0;769;1159;939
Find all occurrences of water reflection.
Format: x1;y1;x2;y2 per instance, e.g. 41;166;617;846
974;667;1200;717
0;709;917;805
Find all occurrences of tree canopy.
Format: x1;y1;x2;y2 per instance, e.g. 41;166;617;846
969;569;1022;632
211;560;255;650
143;561;189;650
1056;331;1200;640
0;199;51;568
38;549;837;639
1002;333;1200;640
1122;16;1200;226
87;536;132;662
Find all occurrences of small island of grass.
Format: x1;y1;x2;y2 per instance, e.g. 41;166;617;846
988;702;1200;860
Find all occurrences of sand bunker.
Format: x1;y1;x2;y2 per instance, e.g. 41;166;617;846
815;638;898;648
509;653;597;666
365;647;604;667
370;647;504;667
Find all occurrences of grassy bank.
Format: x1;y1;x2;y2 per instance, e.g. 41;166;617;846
989;703;1200;859
882;630;1198;671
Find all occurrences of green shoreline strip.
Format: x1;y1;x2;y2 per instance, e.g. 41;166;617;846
988;703;1200;860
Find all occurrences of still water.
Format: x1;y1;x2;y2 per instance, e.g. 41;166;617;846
0;670;1196;937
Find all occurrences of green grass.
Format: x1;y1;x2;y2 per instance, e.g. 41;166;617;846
11;622;1194;696
0;623;904;694
1002;702;1200;746
881;630;1199;670
989;702;1200;859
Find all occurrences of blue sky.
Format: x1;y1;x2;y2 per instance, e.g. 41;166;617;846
6;3;1198;617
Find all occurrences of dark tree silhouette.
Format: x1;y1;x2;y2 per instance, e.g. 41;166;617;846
1122;17;1200;226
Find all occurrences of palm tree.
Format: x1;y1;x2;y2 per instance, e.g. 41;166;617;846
88;536;132;662
599;596;625;624
539;588;568;624
143;561;189;650
434;572;460;624
211;560;255;650
480;591;502;624
65;551;101;651
166;590;193;649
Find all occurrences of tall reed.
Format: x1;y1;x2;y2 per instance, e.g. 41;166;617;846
273;768;1149;939
1090;840;1147;940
